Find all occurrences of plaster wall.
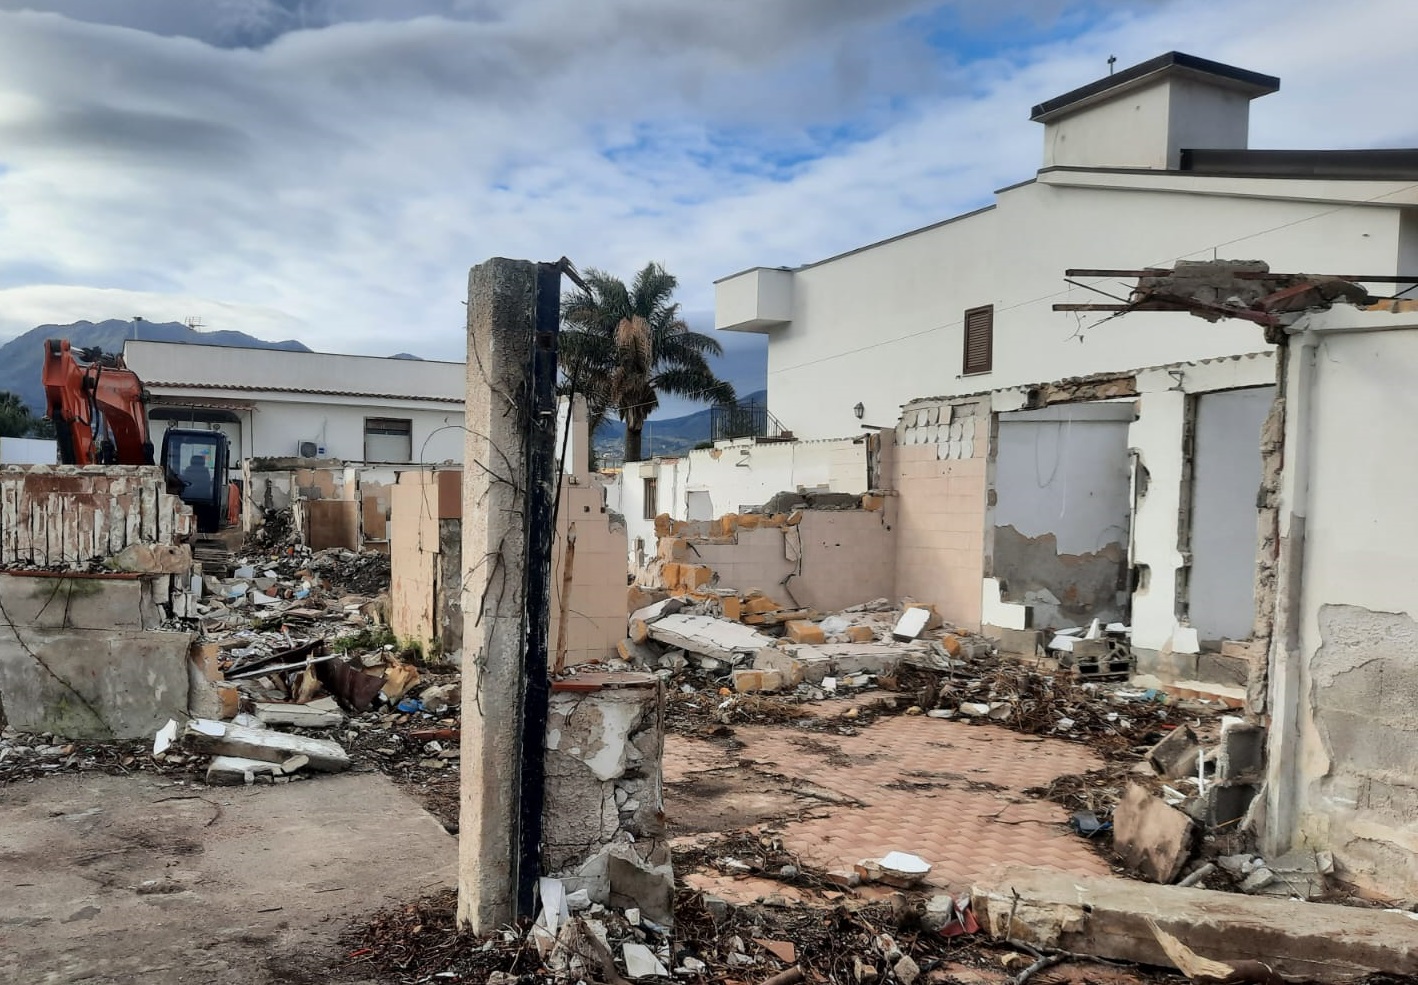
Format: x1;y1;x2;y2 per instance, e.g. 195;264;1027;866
1266;312;1418;898
1041;77;1175;170
732;173;1409;440
1187;385;1274;642
992;403;1133;629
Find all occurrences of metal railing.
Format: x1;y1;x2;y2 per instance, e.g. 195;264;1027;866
710;399;786;441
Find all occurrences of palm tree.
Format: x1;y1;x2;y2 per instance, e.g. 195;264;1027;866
561;262;736;463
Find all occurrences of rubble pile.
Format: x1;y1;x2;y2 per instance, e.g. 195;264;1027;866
615;591;1188;756
342;833;1013;985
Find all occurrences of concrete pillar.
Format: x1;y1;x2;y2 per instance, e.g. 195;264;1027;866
458;258;539;933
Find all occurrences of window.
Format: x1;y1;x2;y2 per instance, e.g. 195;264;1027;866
963;304;993;376
642;477;658;520
364;417;412;463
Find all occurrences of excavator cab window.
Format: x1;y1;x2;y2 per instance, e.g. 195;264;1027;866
160;428;229;533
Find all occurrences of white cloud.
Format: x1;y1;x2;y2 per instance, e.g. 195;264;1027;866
0;0;1413;377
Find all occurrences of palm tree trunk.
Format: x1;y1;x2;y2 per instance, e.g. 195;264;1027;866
625;426;644;463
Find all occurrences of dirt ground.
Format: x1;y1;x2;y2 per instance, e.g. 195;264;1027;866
0;771;456;985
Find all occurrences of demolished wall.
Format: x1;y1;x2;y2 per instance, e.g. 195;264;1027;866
543;674;671;926
645;505;893;613
990;403;1134;629
612;436;871;568
391;463;626;668
1;465;193;567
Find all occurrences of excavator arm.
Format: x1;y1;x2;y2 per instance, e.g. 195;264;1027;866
41;339;155;465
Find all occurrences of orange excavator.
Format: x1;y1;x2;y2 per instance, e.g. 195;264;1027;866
41;339;235;533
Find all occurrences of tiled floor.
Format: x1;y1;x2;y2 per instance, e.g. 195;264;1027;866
665;714;1110;891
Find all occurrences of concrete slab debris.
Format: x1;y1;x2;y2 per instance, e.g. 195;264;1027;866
254;696;344;728
1146;724;1200;779
973;864;1418;982
181;718;351;772
1113;782;1195;883
645;613;774;662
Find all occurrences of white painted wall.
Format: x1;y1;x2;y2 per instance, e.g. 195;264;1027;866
1188;385;1274;642
721;171;1414;441
1041;76;1175;170
1127;353;1276;654
0;437;56;465
614;436;870;563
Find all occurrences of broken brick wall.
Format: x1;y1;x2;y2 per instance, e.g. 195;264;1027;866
1263;312;1418;900
0;465;193;567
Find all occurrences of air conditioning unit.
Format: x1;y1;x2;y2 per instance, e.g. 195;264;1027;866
297;439;327;458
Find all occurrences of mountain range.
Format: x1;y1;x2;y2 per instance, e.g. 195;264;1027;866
594;389;769;461
0;320;311;413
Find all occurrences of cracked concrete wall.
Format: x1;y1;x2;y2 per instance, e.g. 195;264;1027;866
0;574;192;739
1265;311;1418;899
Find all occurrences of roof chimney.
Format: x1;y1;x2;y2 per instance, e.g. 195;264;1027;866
1031;52;1279;171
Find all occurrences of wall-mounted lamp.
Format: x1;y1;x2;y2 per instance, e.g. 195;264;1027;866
853;402;865;420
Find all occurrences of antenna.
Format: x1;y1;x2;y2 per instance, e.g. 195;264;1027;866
185;316;206;331
1107;55;1117;75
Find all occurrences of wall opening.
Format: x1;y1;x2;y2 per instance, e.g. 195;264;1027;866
1184;385;1274;644
991;402;1134;629
685;489;714;522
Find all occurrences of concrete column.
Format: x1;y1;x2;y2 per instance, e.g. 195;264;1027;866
458;258;538;933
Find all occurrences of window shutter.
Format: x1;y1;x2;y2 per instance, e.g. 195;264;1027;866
963;305;993;375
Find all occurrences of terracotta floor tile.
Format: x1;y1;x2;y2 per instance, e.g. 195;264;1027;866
665;714;1110;892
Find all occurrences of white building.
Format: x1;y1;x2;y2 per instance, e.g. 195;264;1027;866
715;52;1418;438
122;340;466;468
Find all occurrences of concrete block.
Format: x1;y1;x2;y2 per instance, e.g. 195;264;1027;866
721;595;742;621
107;543;193;575
1146;725;1201;780
616;638;659;665
844;626;874;643
1218;718;1265;782
985;625;1042;657
753;647;831;685
817;644;903;676
972;865;1418;982
1113;783;1195;884
784;621;826;645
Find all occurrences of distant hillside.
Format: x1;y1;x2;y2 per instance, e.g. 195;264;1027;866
0;320;311;412
594;389;769;461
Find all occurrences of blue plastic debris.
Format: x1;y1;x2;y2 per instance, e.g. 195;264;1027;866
396;698;423;714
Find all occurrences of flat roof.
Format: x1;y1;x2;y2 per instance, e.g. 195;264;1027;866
1181;147;1418;181
1030;51;1279;123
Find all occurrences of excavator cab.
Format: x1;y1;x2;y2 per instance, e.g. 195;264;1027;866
160;428;230;534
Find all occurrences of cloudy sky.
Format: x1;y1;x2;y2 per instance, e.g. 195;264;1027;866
0;0;1414;414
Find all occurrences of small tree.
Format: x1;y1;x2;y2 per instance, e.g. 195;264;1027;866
561;263;735;463
0;391;32;439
